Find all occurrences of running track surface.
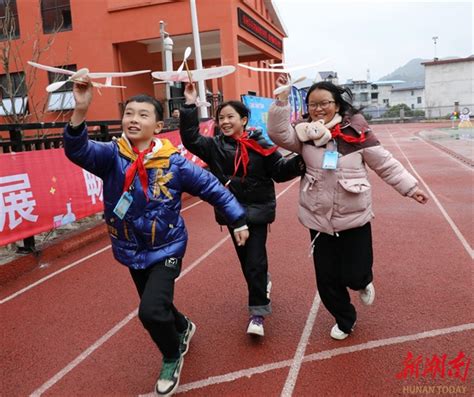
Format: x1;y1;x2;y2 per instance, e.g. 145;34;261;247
1;122;472;397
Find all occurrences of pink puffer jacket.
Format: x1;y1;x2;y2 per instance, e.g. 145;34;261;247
267;101;419;235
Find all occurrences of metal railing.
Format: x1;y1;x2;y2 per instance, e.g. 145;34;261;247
168;93;223;117
0;120;123;153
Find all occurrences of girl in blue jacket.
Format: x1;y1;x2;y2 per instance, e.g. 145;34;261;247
64;78;248;397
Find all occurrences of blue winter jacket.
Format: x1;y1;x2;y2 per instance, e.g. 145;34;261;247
64;125;246;269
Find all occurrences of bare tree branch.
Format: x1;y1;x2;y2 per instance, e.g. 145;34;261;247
1;0;69;128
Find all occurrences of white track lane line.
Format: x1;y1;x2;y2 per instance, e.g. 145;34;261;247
384;126;473;259
389;124;472;171
1;245;111;305
28;180;299;396
29;232;229;397
0;200;203;305
177;323;474;394
280;293;321;397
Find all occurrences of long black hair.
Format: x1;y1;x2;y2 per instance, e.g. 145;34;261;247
215;100;251;128
305;81;358;118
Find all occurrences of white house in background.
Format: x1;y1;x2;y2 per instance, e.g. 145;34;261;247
318;71;339;85
342;79;405;117
390;82;425;110
370;80;405;108
422;56;474;118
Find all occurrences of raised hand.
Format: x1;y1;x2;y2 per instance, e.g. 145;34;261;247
70;76;93;126
184;83;198;105
275;74;291;101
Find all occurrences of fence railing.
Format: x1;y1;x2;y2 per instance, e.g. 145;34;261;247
363;103;473;121
169;93;223;117
0;120;124;153
0;118;191;153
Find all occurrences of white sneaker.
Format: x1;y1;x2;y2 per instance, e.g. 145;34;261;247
359;282;375;306
247;315;264;336
330;324;349;340
266;280;272;300
155;355;183;396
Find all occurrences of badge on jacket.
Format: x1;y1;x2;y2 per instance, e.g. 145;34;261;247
322;150;338;170
113;191;133;219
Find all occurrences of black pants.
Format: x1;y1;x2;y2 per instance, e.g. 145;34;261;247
310;223;373;334
229;223;271;316
129;258;188;359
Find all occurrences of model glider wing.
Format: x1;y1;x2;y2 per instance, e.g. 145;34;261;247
237;60;328;74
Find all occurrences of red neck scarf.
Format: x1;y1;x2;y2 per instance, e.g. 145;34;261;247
331;124;366;144
232;131;278;178
123;141;155;201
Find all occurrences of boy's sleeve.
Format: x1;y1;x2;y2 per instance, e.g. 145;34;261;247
179;104;215;163
63;123;115;179
177;155;246;228
266;151;305;182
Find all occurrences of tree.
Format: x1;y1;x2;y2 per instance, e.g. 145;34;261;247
0;0;70;126
384;104;413;118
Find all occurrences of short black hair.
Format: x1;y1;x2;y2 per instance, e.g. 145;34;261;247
124;94;164;121
216;100;251;128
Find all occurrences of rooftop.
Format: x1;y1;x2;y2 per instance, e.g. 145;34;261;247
422;55;474;66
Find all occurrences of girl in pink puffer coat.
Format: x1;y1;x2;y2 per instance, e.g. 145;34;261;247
267;78;429;341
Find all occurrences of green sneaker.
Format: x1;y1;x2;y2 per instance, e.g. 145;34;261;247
179;317;196;355
155;355;183;396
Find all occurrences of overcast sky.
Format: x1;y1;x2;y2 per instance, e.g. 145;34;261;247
271;0;473;83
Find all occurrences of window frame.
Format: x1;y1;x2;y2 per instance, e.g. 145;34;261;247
40;0;72;34
0;0;20;41
0;71;28;115
46;64;76;111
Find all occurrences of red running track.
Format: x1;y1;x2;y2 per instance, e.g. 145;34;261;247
1;122;472;396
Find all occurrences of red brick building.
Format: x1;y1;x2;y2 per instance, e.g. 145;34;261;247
0;0;287;125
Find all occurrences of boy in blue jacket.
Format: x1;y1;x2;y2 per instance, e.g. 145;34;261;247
64;78;249;396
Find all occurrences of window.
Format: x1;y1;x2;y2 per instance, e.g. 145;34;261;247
0;0;20;40
411;90;414;96
417;97;422;104
383;99;389;105
371;92;378;99
47;64;76;110
411;104;414;109
0;71;28;115
359;93;368;102
41;0;72;34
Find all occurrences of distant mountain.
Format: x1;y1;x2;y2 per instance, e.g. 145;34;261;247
378;57;463;83
379;58;428;83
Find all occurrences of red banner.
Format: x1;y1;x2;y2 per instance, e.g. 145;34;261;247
0;121;214;246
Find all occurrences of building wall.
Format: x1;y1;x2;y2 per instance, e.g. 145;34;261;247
424;58;474;118
1;0;284;126
391;88;425;110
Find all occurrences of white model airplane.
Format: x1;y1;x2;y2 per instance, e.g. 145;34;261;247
152;46;235;83
28;61;151;92
152;47;235;107
238;59;327;95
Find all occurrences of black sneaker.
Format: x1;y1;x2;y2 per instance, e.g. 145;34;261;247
155;355;183;396
179;317;196;356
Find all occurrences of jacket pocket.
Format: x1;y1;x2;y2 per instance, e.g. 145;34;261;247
336;178;371;214
299;173;321;212
339;178;371;193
